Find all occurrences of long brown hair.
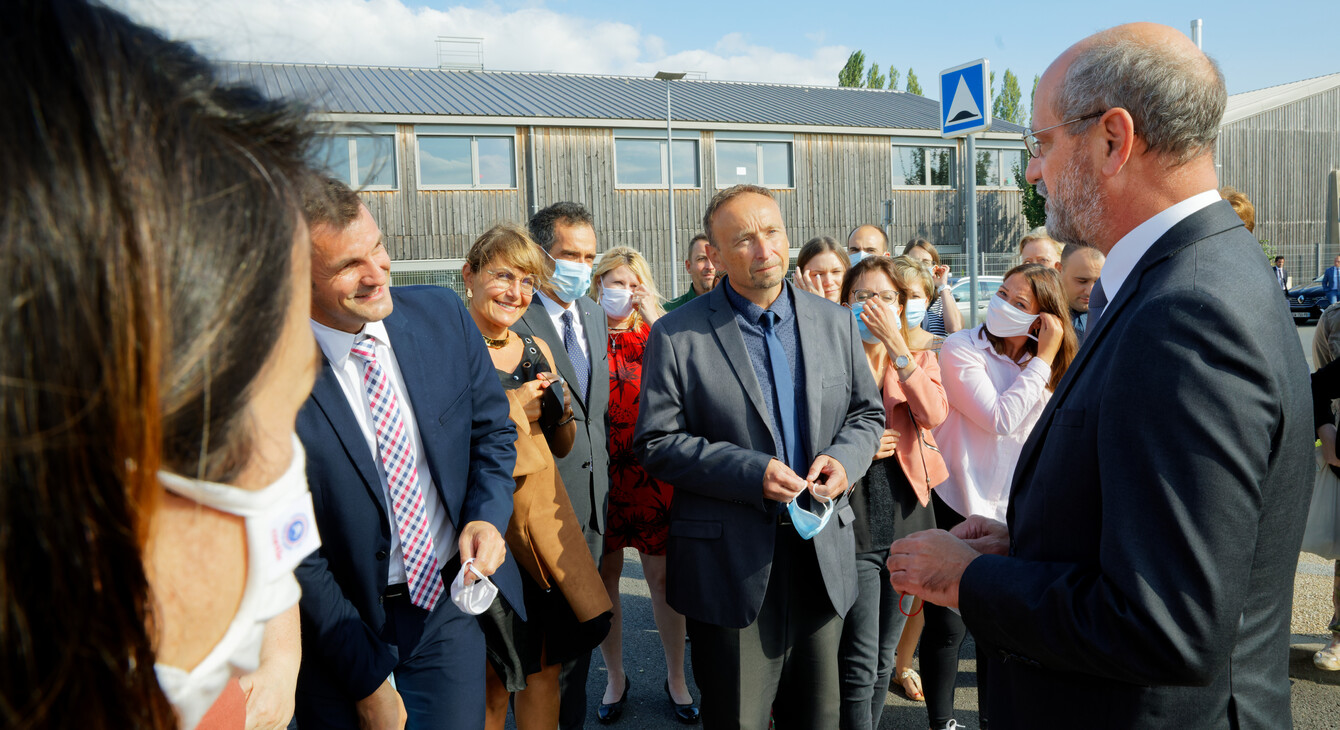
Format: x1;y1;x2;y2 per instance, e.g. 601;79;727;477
983;264;1077;391
1;1;316;726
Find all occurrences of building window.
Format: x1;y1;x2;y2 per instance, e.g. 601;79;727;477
715;140;794;188
974;148;1029;188
416;130;517;189
892;144;955;188
314;134;397;190
614;136;700;188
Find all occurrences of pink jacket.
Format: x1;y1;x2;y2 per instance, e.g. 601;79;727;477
881;349;949;506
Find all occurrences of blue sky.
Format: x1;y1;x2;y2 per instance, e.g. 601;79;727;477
117;0;1337;103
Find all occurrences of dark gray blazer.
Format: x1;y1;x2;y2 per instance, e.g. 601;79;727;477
512;294;610;562
959;201;1313;728
634;281;885;629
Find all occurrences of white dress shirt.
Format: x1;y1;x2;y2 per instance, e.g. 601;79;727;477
535;291;591;366
1098;189;1222;302
311;318;455;584
932;326;1052;522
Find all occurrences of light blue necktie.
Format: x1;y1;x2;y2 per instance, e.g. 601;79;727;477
760;311;801;473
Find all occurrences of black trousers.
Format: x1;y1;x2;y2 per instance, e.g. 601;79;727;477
686;524;843;730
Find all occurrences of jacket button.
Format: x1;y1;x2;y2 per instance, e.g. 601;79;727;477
375;550;389;560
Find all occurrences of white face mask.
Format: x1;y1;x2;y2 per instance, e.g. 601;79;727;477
984;295;1040;339
599;287;635;320
450;558;499;615
154;435;321;730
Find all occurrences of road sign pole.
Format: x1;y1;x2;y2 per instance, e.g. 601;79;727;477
966;133;979;327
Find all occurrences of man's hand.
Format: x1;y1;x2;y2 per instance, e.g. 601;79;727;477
458;521;506;584
356;680;406;730
950;515;1010;557
805;454;849;500
762;459;808;503
874;429;900;460
886;529;981;609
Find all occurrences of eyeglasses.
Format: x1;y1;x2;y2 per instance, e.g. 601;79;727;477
485;269;537;295
851;289;899;304
1022;111;1105;158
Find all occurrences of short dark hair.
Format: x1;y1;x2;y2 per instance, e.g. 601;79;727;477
304;176;365;231
685;233;710;262
1060;242;1105;265
702;184;772;245
846;225;889;247
529;202;595;251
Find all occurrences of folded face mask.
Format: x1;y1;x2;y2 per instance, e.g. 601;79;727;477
449;558;498;615
786;491;834;540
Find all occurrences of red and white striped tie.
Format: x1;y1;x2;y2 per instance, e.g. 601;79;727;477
350;336;444;611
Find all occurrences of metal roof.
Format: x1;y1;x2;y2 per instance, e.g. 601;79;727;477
1222;72;1340;126
219;62;1026;134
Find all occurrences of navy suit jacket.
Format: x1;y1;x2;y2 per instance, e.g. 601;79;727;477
959;202;1312;728
294;286;520;700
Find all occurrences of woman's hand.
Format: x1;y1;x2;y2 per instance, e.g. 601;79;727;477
1320;424;1340;467
518;373;555;423
1033;313;1065;365
874;429;900;460
932;265;951;289
632;290;658;326
861;299;911;361
793;269;824;297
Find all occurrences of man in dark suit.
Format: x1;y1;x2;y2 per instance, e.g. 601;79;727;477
888;23;1312;730
1271;256;1290;293
1059;242;1104;340
292;179;521;729
510;201;610;729
635;184;885;729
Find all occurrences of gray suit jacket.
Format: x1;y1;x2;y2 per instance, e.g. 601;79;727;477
634;281;885;628
960;201;1313;728
513;294;610;562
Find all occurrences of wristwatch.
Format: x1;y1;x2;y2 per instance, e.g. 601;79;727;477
894;354;911;370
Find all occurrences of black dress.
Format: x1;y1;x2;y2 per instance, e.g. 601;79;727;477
849;455;937;554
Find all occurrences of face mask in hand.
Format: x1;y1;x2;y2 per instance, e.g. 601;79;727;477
984;295;1039;339
787;492;834;539
154;435;321;730
599;287;635;320
904;298;928;329
540;246;593;303
450;558;499;615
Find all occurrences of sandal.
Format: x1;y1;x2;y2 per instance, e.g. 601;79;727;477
895;667;924;701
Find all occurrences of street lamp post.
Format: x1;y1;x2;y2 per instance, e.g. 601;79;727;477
655;71;686;293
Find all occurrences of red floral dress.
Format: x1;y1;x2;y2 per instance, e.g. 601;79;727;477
603;322;673;555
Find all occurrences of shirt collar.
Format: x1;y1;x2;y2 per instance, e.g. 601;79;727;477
311;318;390;367
536;290;574;315
1098;189;1222;300
722;277;795;326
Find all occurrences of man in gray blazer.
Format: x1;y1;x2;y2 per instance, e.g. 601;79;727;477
635;184;885;729
511;201;609;729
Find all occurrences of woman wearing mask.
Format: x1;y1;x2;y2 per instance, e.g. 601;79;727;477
891;256;948;357
462;225;613;730
588;248;699;724
918;263;1076;730
837;257;949;730
902;239;964;336
793;236;851;304
2;2;322;727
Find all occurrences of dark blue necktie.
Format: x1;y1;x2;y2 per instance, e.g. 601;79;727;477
761;311;801;472
561;309;590;404
1087;278;1108;335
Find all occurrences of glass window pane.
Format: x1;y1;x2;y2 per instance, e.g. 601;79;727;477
476;137;516;186
929;148;953;186
356;135;396;188
1001;150;1026;188
615;139;663;185
312;136;352;184
671;139;699;186
976;149;1001;186
760;142;793;187
892;146;925;186
418;136;472;186
716;141;758;186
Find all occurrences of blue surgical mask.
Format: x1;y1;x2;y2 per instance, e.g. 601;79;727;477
904;298;928;329
540;247;593;303
787;493;834;539
850;301;880;345
848;251;867;266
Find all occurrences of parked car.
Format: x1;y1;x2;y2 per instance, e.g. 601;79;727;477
1288;275;1330;324
947;275;1004;320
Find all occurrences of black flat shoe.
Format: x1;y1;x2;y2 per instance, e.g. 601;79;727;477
664;680;700;725
597;675;630;724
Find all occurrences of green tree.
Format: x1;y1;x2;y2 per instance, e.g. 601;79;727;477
1015;160;1046;229
993;69;1025;124
887;66;900;90
1029;74;1040;123
865;63;886;90
838;50;866;87
906;68;922;96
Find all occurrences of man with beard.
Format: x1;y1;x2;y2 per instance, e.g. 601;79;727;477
635;184;885;728
887;22;1312;729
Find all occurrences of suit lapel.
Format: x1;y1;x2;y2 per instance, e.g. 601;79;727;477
707;286;776;444
309;357;389;518
519;299;588;416
578;296;607;408
794;291;827;461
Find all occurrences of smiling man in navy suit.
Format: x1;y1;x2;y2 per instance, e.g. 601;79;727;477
291;179;519;729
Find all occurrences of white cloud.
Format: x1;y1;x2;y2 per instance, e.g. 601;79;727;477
108;0;849;85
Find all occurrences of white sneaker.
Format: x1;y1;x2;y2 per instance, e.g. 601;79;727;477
937;721;969;730
1315;634;1340;671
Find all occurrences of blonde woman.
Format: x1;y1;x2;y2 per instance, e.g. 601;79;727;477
587;247;698;724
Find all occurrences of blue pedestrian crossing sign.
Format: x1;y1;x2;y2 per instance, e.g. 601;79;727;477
940;59;992;138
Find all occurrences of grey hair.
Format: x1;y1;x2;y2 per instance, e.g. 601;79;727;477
1054;37;1226;166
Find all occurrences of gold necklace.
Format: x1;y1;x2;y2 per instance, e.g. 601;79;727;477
482;331;510;349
